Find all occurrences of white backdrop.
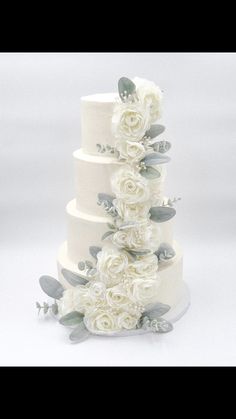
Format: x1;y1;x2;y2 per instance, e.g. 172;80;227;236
0;53;236;366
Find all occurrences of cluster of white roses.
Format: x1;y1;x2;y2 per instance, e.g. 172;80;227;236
58;245;161;333
113;77;163;162
58;78;166;334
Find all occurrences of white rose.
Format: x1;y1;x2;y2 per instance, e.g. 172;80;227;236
112;102;150;142
85;308;119;333
127;277;161;306
116;140;146;163
113;199;150;221
97;245;128;287
133;77;163;123
58;288;81;316
89;281;106;300
111;166;150;204
106;285;131;308
126;254;159;281
112;221;161;251
117;311;139;330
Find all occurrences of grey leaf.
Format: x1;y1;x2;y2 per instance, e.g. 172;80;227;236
97;193;115;206
69;322;91;343
101;231;114;241
140;166;161;179
96;143;101;151
154;242;176;261
51;303;58;315
141;152;170;166
89;246;102;260
87;268;97;277
149;206;176;223
43;302;49;314
118;77;136;101
145;124;165;139
119;221;139;230
59;311;84;326
39;276;64;299
150;317;173;333
61;269;88;286
143;302;171;318
78;261;86;271
152;140;172;153
127;249;151;257
36;301;41;309
85;260;93;269
107;223;116;230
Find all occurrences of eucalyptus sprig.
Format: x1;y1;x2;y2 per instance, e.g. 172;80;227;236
78;260;97;278
36;300;58;315
162;197;181;207
96;143;119;157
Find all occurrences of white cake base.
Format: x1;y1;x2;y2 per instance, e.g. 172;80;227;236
57;240;190;336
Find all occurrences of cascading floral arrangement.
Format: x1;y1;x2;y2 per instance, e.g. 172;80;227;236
37;77;180;343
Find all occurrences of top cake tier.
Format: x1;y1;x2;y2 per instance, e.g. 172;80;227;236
81;93;119;155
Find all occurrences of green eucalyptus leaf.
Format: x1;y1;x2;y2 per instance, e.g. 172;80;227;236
69;322;91;343
143;302;171;319
89;246;102;260
118;77;136;101
119;221;139;230
127;249;151;257
154;243;176;261
61;269;88;286
59;311;84;326
140;166;161;179
141;152;170;166
51;303;58;315
145;124;165;139
98;193;115;206
149;206;176;223
39;276;64;299
150;317;173;333
107;223;116;230
78;261;86;271
152;140;172;153
101;231;114;241
85;260;93;269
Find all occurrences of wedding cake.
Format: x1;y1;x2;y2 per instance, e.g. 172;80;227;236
37;77;190;343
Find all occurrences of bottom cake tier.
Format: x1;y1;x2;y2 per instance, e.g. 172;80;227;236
57;240;190;324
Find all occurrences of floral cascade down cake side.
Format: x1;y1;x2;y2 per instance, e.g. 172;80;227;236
37;77;190;343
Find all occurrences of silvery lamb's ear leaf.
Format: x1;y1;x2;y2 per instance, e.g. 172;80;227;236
101;231;114;241
89;246;102;260
150;317;173;333
127;249;151;257
61;269;88;286
59;311;84;326
118;77;136;101
143;302;171;318
97;193;115;206
154;242;176;261
69;322;91;343
152;140;172;153
145;124;165;139
39;276;64;299
150;206;176;223
140;166;161;179
119;221;139;230
141;152;170;166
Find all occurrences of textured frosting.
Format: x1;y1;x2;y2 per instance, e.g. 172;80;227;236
66;199;174;263
81;93;118;155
